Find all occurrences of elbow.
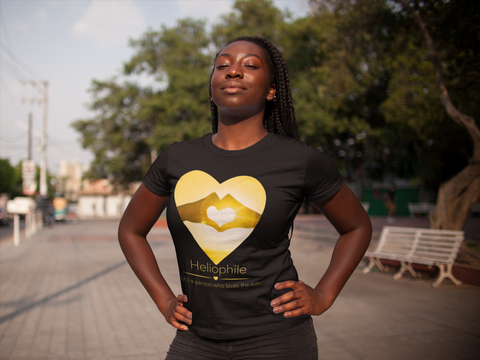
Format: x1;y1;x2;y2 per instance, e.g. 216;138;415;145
365;216;373;240
360;215;373;248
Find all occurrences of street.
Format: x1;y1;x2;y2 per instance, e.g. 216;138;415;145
0;219;479;360
0;223;14;243
0;220;25;244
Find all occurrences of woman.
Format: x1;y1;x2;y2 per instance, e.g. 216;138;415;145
118;36;372;359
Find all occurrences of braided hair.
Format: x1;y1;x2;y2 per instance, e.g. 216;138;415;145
209;36;299;140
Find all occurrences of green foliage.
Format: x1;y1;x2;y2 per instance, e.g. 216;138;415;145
72;79;153;186
416;0;480;120
376;0;477;188
73;19;212;188
72;0;479;192
0;159;15;194
286;0;396;177
211;0;287;47
9;162;24;198
0;160;56;198
305;0;478;187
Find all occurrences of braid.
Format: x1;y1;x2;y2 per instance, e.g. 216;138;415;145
209;68;218;133
208;36;299;140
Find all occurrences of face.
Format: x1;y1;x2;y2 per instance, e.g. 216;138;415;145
211;41;276;117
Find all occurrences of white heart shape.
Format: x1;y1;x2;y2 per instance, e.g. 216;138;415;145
207;206;235;227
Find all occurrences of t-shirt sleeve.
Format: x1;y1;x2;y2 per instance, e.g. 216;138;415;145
303;145;344;203
142;145;172;197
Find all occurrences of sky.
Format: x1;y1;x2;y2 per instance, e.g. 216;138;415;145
0;0;309;175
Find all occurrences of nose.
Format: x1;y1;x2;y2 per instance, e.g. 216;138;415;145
226;63;243;78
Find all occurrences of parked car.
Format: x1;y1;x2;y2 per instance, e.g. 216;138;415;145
0;207;10;226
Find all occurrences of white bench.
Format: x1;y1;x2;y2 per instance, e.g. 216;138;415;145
363;226;464;287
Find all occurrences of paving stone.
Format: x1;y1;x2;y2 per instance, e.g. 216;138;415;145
0;219;479;360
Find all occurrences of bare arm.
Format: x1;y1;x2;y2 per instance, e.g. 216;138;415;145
271;184;372;317
118;184;192;330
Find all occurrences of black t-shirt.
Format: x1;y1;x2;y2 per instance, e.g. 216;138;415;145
143;133;343;339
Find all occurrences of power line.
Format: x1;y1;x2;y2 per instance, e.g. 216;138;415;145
0;6;12;51
0;132;27;143
0;78;26;118
0;44;48;194
0;56;26;82
0;5;22;81
0;143;26;154
0;41;44;82
0;13;89;169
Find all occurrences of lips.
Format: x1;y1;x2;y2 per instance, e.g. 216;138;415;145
221;82;246;93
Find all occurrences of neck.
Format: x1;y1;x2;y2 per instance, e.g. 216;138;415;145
213;117;268;151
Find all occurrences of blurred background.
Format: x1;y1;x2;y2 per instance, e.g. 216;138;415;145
1;0;479;222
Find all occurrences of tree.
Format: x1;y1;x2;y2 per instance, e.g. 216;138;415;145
73;19;213;188
0;159;15;194
394;0;480;230
379;13;472;190
0;160;56;198
73;0;478;215
211;0;287;48
73;1;291;188
306;0;480;218
294;0;406;181
8;161;25;198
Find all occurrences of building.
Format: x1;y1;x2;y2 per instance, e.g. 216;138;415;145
58;161;88;202
76;179;140;219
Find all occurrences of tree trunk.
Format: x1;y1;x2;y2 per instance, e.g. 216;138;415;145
395;0;480;230
429;163;480;230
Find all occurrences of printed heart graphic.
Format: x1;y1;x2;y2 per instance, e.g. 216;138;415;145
175;171;266;265
207;206;236;227
213;276;219;281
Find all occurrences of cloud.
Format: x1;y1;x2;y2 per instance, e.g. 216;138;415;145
34;8;49;22
176;0;233;23
72;0;146;48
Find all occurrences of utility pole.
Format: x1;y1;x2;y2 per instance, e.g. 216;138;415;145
39;81;48;197
28;113;32;160
22;80;48;197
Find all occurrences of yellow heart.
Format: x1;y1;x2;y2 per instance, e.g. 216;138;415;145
213;276;219;281
175;171;266;265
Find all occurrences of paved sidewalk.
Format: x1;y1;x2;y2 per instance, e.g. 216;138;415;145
294;214;480;244
0;219;479;360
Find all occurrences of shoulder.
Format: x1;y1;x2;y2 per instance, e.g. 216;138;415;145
268;133;327;160
160;134;211;156
269;133;304;145
267;133;310;152
170;133;211;149
150;134;211;170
